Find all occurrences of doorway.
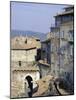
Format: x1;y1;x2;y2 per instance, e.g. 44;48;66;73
25;75;33;97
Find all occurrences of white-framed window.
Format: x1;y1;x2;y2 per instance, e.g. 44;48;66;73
70;45;73;56
51;43;54;52
60;31;64;38
68;30;73;40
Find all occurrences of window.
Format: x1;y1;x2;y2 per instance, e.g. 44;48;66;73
51;43;54;52
16;39;18;41
19;61;21;66
53;70;55;74
60;47;65;55
25;39;27;44
55;17;61;26
62;15;73;23
68;30;73;40
56;32;59;38
62;16;68;22
70;45;73;56
60;31;64;38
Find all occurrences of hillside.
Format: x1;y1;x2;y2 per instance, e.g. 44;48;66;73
11;30;47;41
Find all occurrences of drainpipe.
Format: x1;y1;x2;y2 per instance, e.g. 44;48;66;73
50;39;51;72
49;33;51;74
59;28;60;77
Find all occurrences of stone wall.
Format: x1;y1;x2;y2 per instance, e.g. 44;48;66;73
11;49;37;62
59;21;74;80
11;70;40;98
38;61;51;78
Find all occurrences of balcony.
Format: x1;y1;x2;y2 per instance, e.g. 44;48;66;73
39;60;50;67
50;24;60;32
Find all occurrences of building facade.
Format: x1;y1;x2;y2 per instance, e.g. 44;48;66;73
11;36;41;98
54;6;74;83
38;39;51;78
41;6;74;91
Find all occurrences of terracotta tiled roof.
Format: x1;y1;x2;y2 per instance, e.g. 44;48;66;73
33;75;54;96
11;36;37;50
11;43;36;50
54;10;74;17
39;60;50;67
42;39;51;43
63;6;74;10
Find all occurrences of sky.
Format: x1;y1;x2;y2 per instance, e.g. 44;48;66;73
11;2;68;33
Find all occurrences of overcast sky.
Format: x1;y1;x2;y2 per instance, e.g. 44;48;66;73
11;2;68;33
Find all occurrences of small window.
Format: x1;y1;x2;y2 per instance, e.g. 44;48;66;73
61;31;64;38
53;70;55;73
16;39;18;41
19;61;21;66
65;72;66;74
25;39;27;44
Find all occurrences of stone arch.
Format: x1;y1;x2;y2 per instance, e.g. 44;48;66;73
24;74;34;81
25;75;33;85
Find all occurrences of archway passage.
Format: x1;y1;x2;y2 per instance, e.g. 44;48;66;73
25;75;33;97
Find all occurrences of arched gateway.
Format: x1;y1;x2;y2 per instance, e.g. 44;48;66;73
25;75;33;97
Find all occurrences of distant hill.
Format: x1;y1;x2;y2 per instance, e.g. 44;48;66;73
11;30;47;41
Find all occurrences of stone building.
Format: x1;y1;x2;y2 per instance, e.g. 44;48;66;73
11;36;41;98
40;6;74;92
38;39;51;78
11;36;41;62
41;39;51;64
11;62;40;98
54;6;74;84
